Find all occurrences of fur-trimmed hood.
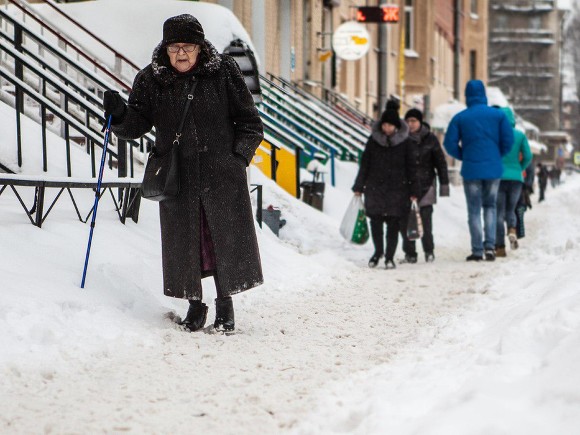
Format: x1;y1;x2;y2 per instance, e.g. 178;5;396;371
409;123;431;143
371;119;409;147
151;39;222;85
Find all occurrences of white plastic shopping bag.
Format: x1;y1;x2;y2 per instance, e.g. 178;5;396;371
340;195;369;244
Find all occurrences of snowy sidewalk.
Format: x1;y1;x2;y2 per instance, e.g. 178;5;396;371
1;173;579;434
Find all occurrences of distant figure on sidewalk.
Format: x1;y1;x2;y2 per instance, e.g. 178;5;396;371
443;80;514;262
401;108;450;263
515;159;535;240
495;107;532;258
353;99;419;270
549;166;561;188
537;163;549;202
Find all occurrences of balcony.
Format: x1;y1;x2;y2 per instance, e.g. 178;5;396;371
512;95;553;112
489;63;555;82
490;29;555;45
491;0;554;13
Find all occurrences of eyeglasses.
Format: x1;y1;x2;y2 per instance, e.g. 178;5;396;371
167;44;198;54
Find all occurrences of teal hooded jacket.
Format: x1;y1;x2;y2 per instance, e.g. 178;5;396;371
500;107;533;182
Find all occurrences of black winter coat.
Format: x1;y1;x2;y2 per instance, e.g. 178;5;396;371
352;121;419;217
112;41;264;300
409;124;449;206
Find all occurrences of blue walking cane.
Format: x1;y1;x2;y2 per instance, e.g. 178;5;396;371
81;115;112;288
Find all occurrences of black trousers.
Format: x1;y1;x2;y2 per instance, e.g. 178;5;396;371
370;215;407;261
401;206;434;256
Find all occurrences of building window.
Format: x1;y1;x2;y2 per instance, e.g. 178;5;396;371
530;16;542;30
471;0;478;15
404;0;414;50
495;14;507;29
470;50;477;80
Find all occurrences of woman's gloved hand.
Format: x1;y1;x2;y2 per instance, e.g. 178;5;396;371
103;90;126;124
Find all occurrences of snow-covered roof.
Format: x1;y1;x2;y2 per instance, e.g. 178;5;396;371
528;139;548;154
431;100;466;131
559;0;572;10
487;86;511;108
520;119;540;134
31;0;258;69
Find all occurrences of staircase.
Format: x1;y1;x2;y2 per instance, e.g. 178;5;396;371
0;0;147;177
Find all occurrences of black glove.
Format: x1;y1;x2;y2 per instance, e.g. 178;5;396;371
103;90;126;124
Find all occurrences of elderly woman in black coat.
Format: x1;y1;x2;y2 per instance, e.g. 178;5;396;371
103;15;264;333
353;101;419;269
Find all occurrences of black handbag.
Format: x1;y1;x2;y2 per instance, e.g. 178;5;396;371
406;199;424;241
141;79;198;201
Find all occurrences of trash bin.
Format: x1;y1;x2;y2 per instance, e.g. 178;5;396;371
300;181;325;211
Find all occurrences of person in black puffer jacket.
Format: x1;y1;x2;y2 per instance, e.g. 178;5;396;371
402;108;450;263
352;100;420;269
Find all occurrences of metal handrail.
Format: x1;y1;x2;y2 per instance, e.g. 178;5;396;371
0;22;155;146
265;73;373;128
261;85;367;145
2;0;132;91
39;0;140;71
0;38;149;178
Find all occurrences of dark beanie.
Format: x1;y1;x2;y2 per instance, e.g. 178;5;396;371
163;14;205;46
384;98;400;113
380;110;401;129
404;108;423;124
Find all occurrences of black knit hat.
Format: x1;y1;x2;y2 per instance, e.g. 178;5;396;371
404;108;423;124
163;14;205;46
380;110;401;128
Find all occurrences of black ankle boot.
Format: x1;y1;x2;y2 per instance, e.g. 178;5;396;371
181;300;208;332
214;297;235;332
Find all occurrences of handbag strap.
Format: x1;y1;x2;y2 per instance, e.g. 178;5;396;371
173;79;198;146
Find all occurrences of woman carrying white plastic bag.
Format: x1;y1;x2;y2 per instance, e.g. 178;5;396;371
340;195;369;244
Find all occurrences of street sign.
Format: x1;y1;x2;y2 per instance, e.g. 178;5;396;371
574;152;580;165
356;5;400;23
332;21;371;61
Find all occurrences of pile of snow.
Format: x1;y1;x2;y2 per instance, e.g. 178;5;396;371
487;86;511;108
1;1;580;433
30;0;258;72
431;100;465;131
0;99;121;177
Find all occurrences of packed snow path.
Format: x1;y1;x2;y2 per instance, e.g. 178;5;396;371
1;172;579;434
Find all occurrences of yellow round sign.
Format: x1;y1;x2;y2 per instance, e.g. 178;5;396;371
332;21;371;61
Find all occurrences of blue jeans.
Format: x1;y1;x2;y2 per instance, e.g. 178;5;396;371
496;180;523;247
463;179;500;256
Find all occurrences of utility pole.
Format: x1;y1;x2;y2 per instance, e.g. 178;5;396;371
378;21;388;112
453;0;461;101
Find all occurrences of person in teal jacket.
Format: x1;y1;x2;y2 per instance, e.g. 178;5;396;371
495;106;533;257
443;80;514;261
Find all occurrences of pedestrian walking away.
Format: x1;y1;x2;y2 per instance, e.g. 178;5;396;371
494;107;532;257
352;99;420;270
402;108;450;263
102;14;264;333
537;162;549;202
515;159;535;240
443;80;514;262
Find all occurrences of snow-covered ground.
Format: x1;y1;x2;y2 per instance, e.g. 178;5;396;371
1;0;579;432
1;152;580;433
